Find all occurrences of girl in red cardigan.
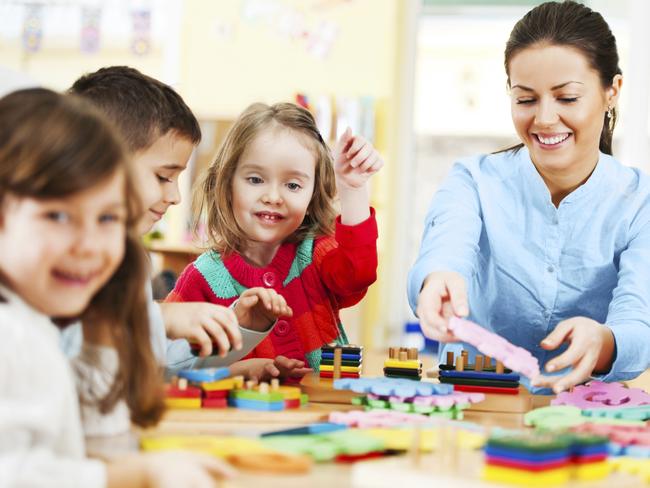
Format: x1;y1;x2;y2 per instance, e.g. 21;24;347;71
167;102;383;381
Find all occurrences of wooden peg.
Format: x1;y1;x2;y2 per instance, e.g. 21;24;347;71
333;347;342;380
474;355;484;372
496;361;504;374
245;380;255;390
455;355;465;371
407;347;419;360
271;378;280;391
259;382;269;394
446;351;454;367
485;355;491;368
389;347;397;359
398;350;408;361
461;350;469;361
178;378;188;390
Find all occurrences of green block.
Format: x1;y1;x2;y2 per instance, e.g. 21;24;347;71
231;389;285;403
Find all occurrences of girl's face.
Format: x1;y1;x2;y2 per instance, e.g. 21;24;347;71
0;169;127;317
232;127;316;256
509;44;619;176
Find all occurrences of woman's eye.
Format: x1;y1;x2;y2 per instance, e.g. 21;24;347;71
157;175;173;183
516;99;535;105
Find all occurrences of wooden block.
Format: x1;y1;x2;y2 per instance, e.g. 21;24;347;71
474;355;484;372
446;351;454;367
485;355;491;368
389;347;397;359
299;373;362;405
455;355;465;372
408;348;419;360
333;347;343;380
496;361;504;374
399;350;408;361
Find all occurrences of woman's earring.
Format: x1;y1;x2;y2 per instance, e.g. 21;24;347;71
607;106;614;131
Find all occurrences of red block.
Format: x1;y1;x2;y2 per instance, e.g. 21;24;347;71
284;398;301;409
202;397;228;409
335;452;385;463
486;455;569;471
203;389;229;399
319;371;360;379
454;385;519;395
166;384;201;398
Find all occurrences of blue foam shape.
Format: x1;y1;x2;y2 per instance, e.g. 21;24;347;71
439;370;520;382
608;443;624;456
570;444;609;456
178;367;231;383
333;377;452;397
321;352;362;361
229;398;284;411
261;422;347;437
485;446;569;462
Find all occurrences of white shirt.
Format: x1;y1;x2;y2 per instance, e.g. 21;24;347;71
0;286;106;488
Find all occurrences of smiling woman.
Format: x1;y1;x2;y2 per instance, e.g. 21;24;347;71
408;0;650;395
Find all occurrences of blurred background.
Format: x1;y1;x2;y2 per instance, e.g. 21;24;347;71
1;0;649;352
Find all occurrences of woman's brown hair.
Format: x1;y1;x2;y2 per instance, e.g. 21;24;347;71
196;102;337;255
0;88;165;427
501;0;621;155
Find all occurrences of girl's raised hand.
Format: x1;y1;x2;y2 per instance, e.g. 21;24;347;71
333;127;384;189
233;287;293;332
416;271;469;342
532;317;615;393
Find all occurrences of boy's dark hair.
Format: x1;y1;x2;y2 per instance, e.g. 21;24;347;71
69;66;201;152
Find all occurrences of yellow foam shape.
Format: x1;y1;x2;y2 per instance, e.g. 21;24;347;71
483;465;570;486
319;365;360;373
383;359;421;369
200;377;242;391
141;435;271;458
572;461;611;480
363;428;486;452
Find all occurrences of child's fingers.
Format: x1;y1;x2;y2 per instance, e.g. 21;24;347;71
264;362;281;378
289;367;312;378
204;319;231;357
193;329;214;357
238;294;259;310
257;288;274;310
346;136;367;161
348;143;372;169
359;153;380;173
335;127;353;156
213;307;242;350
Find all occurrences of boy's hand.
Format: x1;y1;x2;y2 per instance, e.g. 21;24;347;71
416;271;469;342
233;287;293;332
231;356;312;382
160;302;242;357
532;317;615;393
333;127;384;190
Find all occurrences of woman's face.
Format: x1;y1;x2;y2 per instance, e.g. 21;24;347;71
509;44;620;177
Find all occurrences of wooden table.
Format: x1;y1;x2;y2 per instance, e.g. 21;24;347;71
89;351;650;487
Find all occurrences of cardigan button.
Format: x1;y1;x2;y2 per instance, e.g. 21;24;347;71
275;320;289;336
262;271;276;287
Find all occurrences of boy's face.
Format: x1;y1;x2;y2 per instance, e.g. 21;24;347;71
133;131;195;235
0;170;127;318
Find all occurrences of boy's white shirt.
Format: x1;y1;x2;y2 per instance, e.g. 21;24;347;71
0;285;106;488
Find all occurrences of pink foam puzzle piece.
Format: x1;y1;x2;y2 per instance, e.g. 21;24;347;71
448;317;540;379
329;410;430;428
571;422;650;447
552;381;650;409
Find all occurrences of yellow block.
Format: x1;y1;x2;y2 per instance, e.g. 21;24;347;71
364;427;486;452
141;435;271;458
572;461;611;480
165;398;201;409
200;377;243;391
277;386;302;400
319;365;360;373
610;457;650;483
383;359;421;370
483;465;570;486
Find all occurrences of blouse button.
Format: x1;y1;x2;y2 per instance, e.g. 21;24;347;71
275;320;289;336
262;271;276;287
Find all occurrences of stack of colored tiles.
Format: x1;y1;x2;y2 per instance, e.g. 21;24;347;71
439;349;520;395
319;343;362;379
229;378;307;411
383;347;422;380
483;431;610;486
334;377;484;420
166;367;238;409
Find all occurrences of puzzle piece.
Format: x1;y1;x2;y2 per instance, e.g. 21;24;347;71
524;405;646;430
551;381;650;409
333;377;452;397
178;367;231;383
448;317;540;379
582;404;650;421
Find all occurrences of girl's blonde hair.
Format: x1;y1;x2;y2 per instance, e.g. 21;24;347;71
0;88;165;427
196;102;337;255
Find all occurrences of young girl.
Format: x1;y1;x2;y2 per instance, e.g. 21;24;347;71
409;0;650;394
0;88;233;486
167;102;383;379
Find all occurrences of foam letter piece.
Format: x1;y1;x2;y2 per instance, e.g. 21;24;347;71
333;377;453;397
448;317;540;379
551;381;650;409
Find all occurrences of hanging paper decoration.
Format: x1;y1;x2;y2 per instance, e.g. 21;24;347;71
80;6;102;54
131;9;151;56
22;3;43;54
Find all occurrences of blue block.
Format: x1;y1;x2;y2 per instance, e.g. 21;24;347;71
178;367;231;383
334;377;453;397
484;446;569;463
622;445;650;458
261;422;347;437
321;352;362;361
439;370;520;382
229;398;285;411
